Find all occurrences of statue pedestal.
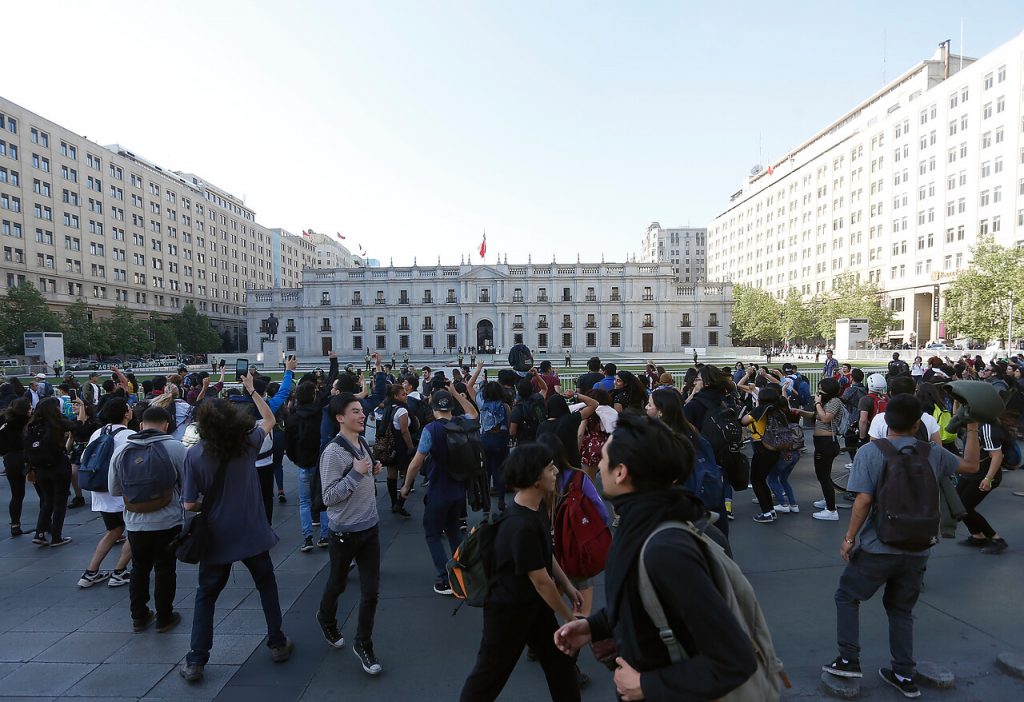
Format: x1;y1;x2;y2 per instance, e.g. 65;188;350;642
261;340;283;368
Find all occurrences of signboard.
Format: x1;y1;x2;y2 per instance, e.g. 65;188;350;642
933;285;940;322
836;318;870;352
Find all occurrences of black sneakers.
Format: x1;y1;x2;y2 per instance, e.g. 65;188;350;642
155;611;182;633
316;611;345;649
300;536;314;553
317;536;330;548
433;579;453;596
270;637;294;663
981;537;1008;554
179;661;204;682
132;609;154;633
353;641;382;675
879;668;920;698
822;655;862;678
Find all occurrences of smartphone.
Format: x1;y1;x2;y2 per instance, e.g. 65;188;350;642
69;389;78;401
235;358;249;381
219;358;226;368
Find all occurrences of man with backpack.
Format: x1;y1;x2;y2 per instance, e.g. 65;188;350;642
840;369;868;461
553;413;772;701
824;395;981;698
78;398;134;588
887;352;911;383
400;387;480;595
109;406;186;632
509;379;547;446
285;381;332;552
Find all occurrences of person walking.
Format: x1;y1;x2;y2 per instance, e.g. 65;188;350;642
179;371;292;682
285;381;331;551
809;378;846;521
459;443;583;702
0;398;32;536
23;396;81;546
956;419;1011;554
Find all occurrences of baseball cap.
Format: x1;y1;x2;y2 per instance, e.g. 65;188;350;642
35;372;47;379
430;390;453;411
782;363;795;373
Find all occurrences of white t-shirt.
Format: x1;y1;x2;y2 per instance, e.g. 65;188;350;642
86;424;132;513
867;412;940;442
392;406;408;430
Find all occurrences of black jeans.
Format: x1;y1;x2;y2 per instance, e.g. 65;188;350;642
127;525;182;622
319;525;380;644
751;442;779;513
188;550;285;665
834;549;927;678
459;602;579;702
34;463;71;539
957;474;1000;539
813;435;841;511
481;432;508;508
4;454;27;525
257;464;275;524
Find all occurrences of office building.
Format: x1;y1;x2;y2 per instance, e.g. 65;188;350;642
641;222;707;282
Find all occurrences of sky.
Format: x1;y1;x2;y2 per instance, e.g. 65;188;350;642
4;1;1022;266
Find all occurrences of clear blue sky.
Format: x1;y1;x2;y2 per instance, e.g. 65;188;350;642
3;1;1021;266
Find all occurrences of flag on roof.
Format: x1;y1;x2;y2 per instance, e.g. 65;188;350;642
337;232;346;240
479;233;487;258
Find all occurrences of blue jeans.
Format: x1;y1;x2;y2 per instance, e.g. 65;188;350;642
767;450;800;505
297;466;329;539
188;551;285;664
481;431;508;508
423;494;464;580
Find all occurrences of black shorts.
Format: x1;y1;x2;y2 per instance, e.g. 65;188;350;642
101;511;125;531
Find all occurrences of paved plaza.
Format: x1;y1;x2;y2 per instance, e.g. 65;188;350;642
0;449;1021;701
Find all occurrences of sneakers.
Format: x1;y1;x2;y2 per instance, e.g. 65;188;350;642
278;491;287;503
312;519;320;527
132;609;154;632
813;509;840;521
270;637;294;663
879;667;921;698
316;611;345;649
31;532;48;546
109;569;131;587
67;495;86;509
300;536;314;553
813;499;828;509
10;524;23;537
317;537;330;549
774;504;790;513
50;536;72;547
753;512;777;523
961;535;989;547
789;504;800;513
391;505;411;517
822;655;862;678
459;517;468;532
353;641;382;675
78;570;111;588
433;578;453;596
981;537;1008;554
155;611;182;633
179;661;204;682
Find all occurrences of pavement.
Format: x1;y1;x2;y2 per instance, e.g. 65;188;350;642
0;449;1022;701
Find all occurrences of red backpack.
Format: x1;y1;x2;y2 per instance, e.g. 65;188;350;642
579;414;609;467
554;471;612;579
869;394;889;420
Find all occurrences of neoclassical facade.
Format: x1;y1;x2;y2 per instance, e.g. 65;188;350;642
246;261;733;358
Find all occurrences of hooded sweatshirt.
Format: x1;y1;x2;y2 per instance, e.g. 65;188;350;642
108;429;187;532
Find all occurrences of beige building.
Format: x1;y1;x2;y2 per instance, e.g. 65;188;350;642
707;34;1024;345
641;222;707;282
0;96;307;351
305;230;361;269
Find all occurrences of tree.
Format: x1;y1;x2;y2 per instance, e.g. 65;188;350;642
780;287;815;343
173;303;224;354
61;300;106;357
148;314;178;355
943;236;1024;342
812;275;895;343
101;306;152;357
730;284;783;345
0;283;61;354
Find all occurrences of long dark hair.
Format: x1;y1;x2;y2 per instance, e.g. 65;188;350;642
616;370;647;410
649;388;699;438
195;399;260;461
24;397;72;443
3;397;30;422
818;377;841;403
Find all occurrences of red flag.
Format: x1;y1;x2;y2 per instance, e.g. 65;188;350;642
479;233;487;258
301;230;309;237
767;165;774;175
336;232;346;240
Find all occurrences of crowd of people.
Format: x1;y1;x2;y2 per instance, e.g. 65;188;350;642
0;345;1019;700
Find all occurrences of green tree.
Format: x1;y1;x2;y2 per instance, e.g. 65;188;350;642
0;283;61;354
780;287;815;343
148;314;178;355
812;275;895;343
101;306;152;357
943;236;1024;342
730;284;783;345
61;300;105;357
173;303;223;354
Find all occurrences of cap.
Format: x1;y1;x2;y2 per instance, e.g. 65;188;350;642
177;365;187;372
430;390;453;411
35;372;47;379
782;363;795;373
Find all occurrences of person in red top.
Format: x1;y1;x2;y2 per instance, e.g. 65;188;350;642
537;361;560;401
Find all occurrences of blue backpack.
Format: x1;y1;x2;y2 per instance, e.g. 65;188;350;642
683;433;725;510
792;375;812;406
78;425;128;492
479;401;507;433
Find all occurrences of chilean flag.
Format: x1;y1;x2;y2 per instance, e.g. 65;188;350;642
479;233;487;258
337;232;346;240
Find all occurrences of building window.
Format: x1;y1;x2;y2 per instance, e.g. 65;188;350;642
423;334;433;349
708;331;719;346
447;334;457;350
538;333;548;348
376;335;386;349
400;335;409;350
352;336;363;350
562;333;572;347
642;286;653;301
586;332;597;347
610;332;621;347
286;337;296;352
562;287;571;302
681;331;691;346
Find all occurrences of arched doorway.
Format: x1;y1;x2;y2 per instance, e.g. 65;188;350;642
476;319;494;352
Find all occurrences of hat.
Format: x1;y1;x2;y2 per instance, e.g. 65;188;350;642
35;372;47;379
782;363;795;373
430;390;453;411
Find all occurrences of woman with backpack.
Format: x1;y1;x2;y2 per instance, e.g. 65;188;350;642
67;402;102;510
808;378;846;522
379;383;415;517
23;395;83;546
476;381;512;513
578;389;615;483
740;385;789;523
1;398;32;536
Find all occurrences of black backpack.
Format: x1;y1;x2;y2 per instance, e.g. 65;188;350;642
285;406;322;468
841;385;867;434
22;422;66;471
873;439;940;552
696;396;750;491
442;416;485;482
515;397;546;443
887;359;910;378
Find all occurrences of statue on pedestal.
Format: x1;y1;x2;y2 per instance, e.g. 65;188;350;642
265;312;279;341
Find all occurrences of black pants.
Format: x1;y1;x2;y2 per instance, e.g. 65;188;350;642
844;432;861;461
957;474;1000;539
751;442;779;513
257;464;275;524
127;525;182;622
34;464;71;539
4;454;27;525
814;435;841;511
460;602;579;702
319;525;380;644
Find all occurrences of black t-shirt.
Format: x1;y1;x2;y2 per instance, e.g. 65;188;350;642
576;372;604;394
487;503;552;605
536;411;584;466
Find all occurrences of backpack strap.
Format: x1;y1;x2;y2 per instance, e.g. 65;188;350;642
637;521;696;664
874;438;897;459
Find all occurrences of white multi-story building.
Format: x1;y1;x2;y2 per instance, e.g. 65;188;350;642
304;230;361;269
708;33;1024;345
641;222;707;282
246;261;733;358
268;228;316;289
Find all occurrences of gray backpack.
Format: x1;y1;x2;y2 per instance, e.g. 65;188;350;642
638;521;789;702
114;441;177;513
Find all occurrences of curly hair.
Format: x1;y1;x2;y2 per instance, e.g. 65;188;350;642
195;399;258;461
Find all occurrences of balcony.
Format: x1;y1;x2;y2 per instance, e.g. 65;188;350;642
610;321;621;328
374;325;387;332
285;325;297;333
398;324;410;331
680;319;692;327
422;296;432;304
585;295;597;302
320;325;332;332
707;321;720;327
374;298;386;305
398;297;410;305
351;298;363;305
585;322;597;329
512;322;524;329
479;294;490;303
422;323;434;331
351;325;363;332
446;296;457;304
537;321;548;329
561;321;573;329
512;294;524;303
642;294;654;301
610;294;621;301
537;295;548;303
446;324;457;331
320;299;330;305
642;321;654;328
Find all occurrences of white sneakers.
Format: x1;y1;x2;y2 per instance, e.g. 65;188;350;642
813;509;840;521
813;499;827;509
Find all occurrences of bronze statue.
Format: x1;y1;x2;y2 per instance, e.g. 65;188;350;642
265;313;279;340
